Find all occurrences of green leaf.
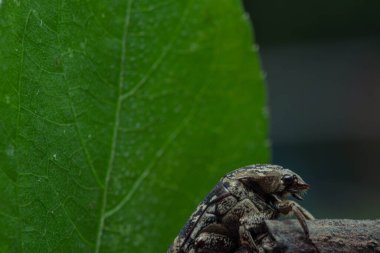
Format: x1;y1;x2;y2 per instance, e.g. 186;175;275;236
0;0;269;252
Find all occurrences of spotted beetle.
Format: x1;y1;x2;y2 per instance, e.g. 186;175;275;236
168;164;314;253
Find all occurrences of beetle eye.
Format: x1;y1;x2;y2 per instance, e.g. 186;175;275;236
282;174;294;186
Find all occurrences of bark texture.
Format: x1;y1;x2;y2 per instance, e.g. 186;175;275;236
259;219;380;253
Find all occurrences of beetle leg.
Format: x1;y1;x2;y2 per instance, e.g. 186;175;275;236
221;198;264;252
293;204;310;237
294;202;315;220
194;223;235;253
277;200;314;238
239;215;268;253
233;246;250;253
240;211;272;235
238;225;262;253
234;245;264;253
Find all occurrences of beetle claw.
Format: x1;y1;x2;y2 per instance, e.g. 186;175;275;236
292;193;303;200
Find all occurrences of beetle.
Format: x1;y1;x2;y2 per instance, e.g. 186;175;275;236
167;164;314;253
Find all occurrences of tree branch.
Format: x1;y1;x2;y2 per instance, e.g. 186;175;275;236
259;219;380;253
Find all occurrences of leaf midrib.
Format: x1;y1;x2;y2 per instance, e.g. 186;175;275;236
94;0;134;252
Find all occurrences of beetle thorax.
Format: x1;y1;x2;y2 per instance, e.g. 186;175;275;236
221;177;271;210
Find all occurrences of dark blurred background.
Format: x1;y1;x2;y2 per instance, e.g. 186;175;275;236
243;0;380;218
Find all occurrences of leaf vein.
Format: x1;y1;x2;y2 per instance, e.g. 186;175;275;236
94;0;134;252
20;106;74;127
120;43;172;100
16;10;32;130
15;11;32;253
68;99;104;189
105;84;204;218
120;0;193;101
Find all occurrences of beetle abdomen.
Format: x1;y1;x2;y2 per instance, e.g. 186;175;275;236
169;181;233;252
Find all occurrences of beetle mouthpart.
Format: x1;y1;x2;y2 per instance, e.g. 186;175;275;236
292;193;304;200
296;182;310;191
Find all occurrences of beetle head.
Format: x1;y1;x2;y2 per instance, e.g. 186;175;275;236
226;164;310;200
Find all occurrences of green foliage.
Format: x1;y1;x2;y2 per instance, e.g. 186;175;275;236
0;0;269;252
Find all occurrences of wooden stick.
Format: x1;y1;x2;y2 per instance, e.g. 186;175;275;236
258;219;380;253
